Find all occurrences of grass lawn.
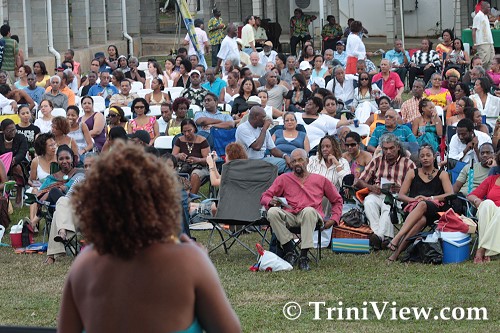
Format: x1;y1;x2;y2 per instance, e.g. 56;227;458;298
0;204;498;332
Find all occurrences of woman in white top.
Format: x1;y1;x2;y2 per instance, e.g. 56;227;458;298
307;135;350;190
470;77;500;130
145;60;165;89
34;99;55;134
221;71;240;104
28;133;57;224
351;71;383;121
258;90;283;119
345;20;366;74
163;58;179;85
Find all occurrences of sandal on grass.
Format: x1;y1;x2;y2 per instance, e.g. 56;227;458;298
44;256;55;265
387;241;398;251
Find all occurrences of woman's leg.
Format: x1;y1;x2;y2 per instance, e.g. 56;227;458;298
388;215;427;261
390;201;428;249
190;173;201;194
11;165;25;205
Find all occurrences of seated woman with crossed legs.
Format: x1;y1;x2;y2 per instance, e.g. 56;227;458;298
387;144;453;262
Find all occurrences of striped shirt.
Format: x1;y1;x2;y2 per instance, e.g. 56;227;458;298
307;155;351;190
359;155;416;187
400;97;422;123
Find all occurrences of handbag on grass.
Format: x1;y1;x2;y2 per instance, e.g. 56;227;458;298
340;208;366;228
250;243;293;272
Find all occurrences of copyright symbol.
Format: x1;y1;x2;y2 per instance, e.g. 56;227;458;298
283;302;301;320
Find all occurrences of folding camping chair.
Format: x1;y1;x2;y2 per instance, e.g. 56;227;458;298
203;159;278;256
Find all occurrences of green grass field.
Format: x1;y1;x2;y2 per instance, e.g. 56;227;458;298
0;205;498;332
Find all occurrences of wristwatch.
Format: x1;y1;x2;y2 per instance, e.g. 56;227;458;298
282;153;288;158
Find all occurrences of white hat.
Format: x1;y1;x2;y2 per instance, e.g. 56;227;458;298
189;70;201;76
299;61;312;71
247;96;262;105
312;77;325;89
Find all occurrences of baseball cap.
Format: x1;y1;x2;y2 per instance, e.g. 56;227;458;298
299;61;312;71
189;69;201;77
264;41;273;48
94;52;105;58
127;130;151;145
336;40;345;46
247;96;262;106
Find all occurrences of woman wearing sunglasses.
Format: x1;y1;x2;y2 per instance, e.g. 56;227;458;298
106;105;130;133
341;131;372;179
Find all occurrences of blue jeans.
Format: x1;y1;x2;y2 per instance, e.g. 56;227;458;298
263;156;289;174
243;47;253;55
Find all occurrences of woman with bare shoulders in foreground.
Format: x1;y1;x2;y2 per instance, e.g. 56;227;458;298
57;142;241;333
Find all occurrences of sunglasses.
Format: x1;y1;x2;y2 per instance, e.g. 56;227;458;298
108;114;119;118
360;78;369;81
345;143;357;148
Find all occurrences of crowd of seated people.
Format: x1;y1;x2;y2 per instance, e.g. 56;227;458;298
1;13;500;270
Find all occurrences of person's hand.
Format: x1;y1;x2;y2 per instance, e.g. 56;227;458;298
393;94;402;105
263;118;273;130
206;153;214;167
471;136;479;149
284;155;292;168
424;64;432;70
186;156;198;164
486;158;496;167
414;195;428;202
97;91;104;96
178;152;188;161
327;154;339;166
368;185;381;195
322;220;337;231
390;184;401;194
268;197;282;207
410;62;416;68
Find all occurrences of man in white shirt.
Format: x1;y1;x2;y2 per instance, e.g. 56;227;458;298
157;103;172;135
326;66;356;107
449;119;492;163
236;106;290;173
216;24;240;74
472;1;495;70
241;15;257;54
253;16;268;48
259;41;277;66
183;19;210;57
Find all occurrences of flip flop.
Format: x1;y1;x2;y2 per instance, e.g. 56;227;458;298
387;241;398;251
473;256;484;264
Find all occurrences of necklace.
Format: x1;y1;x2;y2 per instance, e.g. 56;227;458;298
423;168;436;180
4;138;13;143
186;141;195;154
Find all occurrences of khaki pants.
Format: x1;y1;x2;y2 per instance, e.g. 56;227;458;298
267;207;321;250
476;44;495;70
47;197;76;256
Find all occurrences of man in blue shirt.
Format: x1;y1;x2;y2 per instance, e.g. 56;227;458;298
367;110;417;153
194;92;234;133
384;39;410;83
24;73;45;105
333;41;347;67
88;71;118;107
201;67;226;98
94;52;112;73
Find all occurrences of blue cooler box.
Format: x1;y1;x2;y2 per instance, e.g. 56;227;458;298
331;238;370;254
441;235;471;264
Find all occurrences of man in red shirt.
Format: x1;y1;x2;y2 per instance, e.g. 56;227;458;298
372;59;404;107
261;148;343;271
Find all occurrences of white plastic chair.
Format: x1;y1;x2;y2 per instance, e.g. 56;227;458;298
347;124;371;138
154;135;174;150
136;89;153;99
435;105;445;125
164;87;184;101
148;105;162;117
91;96;106;113
138;62;148;71
190;105;202;114
1;103;14;115
130;81;144;93
218;103;231;114
122;106;133;119
74;96;81;108
51;108;67;117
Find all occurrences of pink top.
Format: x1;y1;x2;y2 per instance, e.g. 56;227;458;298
130;116;156;139
487;70;500;86
260;173;343;222
470;175;500;206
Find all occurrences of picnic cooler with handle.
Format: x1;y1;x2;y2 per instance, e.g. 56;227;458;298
10;219;33;248
331;222;372;253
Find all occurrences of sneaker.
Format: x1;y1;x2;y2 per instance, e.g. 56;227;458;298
283;252;298;266
298;256;311;271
